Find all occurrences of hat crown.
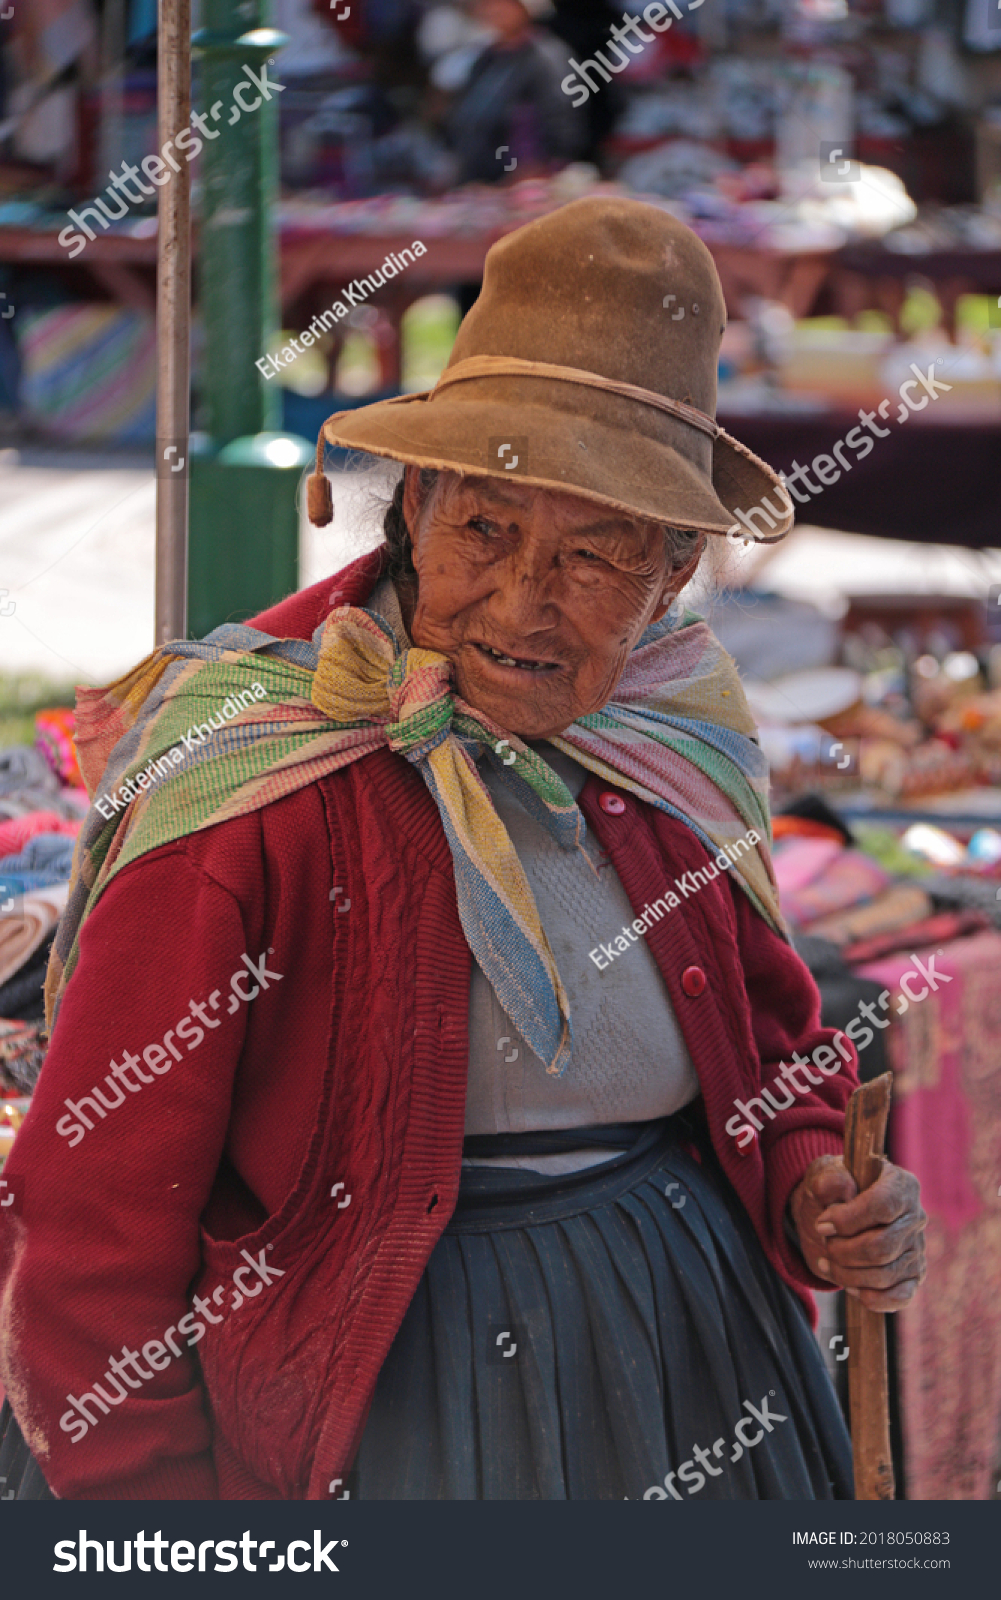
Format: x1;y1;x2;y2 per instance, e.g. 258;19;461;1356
449;197;726;417
315;196;793;544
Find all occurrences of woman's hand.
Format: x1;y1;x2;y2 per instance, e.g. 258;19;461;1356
789;1154;927;1311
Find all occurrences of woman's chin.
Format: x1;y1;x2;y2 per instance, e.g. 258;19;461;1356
456;663;574;740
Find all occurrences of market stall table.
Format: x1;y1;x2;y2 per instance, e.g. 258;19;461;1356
0;225;157;315
716;406;1001;547
0;214;842;389
832;242;1001;343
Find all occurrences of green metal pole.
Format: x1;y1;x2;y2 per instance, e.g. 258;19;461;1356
187;0;314;639
154;0;191;647
194;0;282;440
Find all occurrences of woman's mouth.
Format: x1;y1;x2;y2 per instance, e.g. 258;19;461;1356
473;642;562;675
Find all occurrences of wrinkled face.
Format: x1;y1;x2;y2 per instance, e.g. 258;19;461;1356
402;469;700;739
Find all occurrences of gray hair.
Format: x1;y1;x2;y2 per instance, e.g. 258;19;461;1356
382;468;705;585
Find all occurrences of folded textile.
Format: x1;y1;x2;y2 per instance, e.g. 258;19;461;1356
0;881;69;990
781;849;892;928
0;872;72;895
843;908;989;965
772;816;846;845
921;872;1001;929
803;882;933;948
0;787;85;822
773;837;844;898
0;1018;28;1093
0;931;55;1021
35;707;82;788
791;931;848;977
0;811;80;858
0;834;77;885
776;793;855;847
0;1020;49;1094
0;747;59;798
853;823;935;880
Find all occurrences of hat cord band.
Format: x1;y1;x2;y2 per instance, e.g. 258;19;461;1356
430;355;720;441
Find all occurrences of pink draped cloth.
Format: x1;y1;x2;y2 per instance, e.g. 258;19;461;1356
857;928;1001;1500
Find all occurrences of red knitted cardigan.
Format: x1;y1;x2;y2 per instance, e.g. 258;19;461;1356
0;550;856;1500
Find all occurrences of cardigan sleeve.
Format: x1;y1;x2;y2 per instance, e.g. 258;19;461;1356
0;845;256;1500
729;881;860;1292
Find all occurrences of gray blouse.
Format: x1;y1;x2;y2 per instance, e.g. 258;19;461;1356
368;577;700;1172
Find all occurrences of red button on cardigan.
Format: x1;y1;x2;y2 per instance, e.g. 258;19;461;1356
681;965;707;996
599;792;626;815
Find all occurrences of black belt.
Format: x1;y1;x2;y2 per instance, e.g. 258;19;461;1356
462;1121;647;1161
450;1115;699;1230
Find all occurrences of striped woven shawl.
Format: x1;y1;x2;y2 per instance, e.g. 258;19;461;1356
48;597;781;1076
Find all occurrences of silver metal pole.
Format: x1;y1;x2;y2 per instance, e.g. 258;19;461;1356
154;0;191;646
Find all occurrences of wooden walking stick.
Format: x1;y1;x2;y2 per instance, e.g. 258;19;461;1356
843;1071;895;1500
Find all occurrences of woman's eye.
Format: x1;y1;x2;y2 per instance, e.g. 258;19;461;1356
468;518;495;537
575;548;602;563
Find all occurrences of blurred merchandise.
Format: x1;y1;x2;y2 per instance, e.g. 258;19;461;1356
15;304;156;442
34;706;82;789
0;716;84;1098
775;63;854;188
0;1093;31;1167
778;844;892;926
966;826;1001;863
805;880;935;947
965;0;1001;53
743;665;863;726
852;924;1001;1499
900;821;968;866
881;339;1001;410
777;325;893;404
707;590;839;680
399;292;461;392
883;202;1001;251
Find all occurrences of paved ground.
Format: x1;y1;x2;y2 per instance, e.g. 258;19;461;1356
1;445;999;688
0;448;157;687
0;448;395;687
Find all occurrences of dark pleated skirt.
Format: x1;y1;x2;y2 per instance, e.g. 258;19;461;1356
353;1116;854;1501
0;1398;55;1499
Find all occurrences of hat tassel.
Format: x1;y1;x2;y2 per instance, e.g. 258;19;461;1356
307;433;333;526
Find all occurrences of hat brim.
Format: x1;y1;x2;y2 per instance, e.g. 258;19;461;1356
319;388;793;543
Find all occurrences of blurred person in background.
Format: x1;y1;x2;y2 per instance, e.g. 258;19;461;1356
444;0;582;184
546;0;628;165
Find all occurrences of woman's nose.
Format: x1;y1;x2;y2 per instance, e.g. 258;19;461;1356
485;563;560;633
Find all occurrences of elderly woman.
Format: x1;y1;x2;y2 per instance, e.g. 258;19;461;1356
0;198;925;1502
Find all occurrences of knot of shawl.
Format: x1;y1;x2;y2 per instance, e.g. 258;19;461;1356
385;652;455;763
311;606;460;766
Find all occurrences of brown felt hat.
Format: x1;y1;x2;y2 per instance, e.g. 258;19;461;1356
307;196;794;542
